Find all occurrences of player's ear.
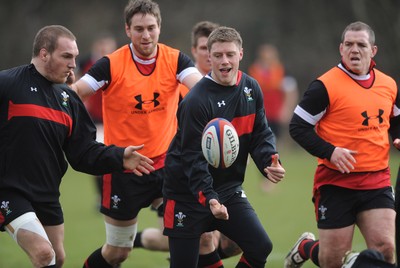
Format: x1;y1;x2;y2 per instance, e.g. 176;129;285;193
371;45;378;58
239;47;244;61
125;24;131;38
40;48;49;61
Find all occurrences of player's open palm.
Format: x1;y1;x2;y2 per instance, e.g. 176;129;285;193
209;199;229;220
123;145;155;176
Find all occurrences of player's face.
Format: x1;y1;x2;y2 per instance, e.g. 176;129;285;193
192;36;211;76
126;13;160;59
339;30;377;75
44;36;78;84
209;41;243;86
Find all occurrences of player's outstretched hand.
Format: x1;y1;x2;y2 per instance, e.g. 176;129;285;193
264;153;285;183
209;199;229;220
123;145;155;176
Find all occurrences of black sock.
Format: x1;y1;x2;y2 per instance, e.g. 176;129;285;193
198;250;223;268
83;247;113;268
133;231;143;248
302;240;320;266
43;265;56;267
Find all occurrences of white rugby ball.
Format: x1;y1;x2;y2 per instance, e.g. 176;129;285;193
201;118;240;169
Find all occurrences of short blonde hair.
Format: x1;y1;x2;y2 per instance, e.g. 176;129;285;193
207;26;242;51
341;21;375;45
32;25;76;57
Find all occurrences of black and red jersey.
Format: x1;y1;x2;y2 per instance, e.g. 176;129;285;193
0;64;125;202
163;71;278;206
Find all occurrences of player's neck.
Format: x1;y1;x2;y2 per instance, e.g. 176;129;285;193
130;45;157;75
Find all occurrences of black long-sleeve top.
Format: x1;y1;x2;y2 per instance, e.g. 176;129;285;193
0;64;125;202
163;72;278;206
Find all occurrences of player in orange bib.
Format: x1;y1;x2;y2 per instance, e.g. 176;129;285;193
72;0;202;267
285;21;400;268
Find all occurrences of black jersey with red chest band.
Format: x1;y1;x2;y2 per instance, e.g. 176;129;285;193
163;71;278;206
0;64;124;202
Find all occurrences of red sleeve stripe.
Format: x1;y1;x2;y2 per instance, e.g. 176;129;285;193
231;114;255;136
198;191;207;206
8;101;73;136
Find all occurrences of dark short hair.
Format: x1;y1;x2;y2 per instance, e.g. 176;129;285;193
124;0;161;27
207;26;242;51
32;25;76;57
341;21;375;45
191;21;219;48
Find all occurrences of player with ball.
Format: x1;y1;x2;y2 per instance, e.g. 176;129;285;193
162;26;285;268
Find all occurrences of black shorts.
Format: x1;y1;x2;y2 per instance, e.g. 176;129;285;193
163;191;270;242
164;191;273;267
313;185;395;229
99;168;164;220
0;189;63;231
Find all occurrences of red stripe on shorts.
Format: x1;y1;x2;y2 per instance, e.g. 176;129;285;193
164;199;176;229
102;174;112;209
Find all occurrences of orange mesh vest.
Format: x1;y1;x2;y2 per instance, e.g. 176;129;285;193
317;67;397;172
103;44;180;158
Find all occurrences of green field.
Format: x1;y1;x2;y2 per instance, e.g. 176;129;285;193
1;145;399;267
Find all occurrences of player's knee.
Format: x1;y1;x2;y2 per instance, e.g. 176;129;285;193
141;227;168;250
55;248;66;267
245;236;272;264
31;243;56;267
219;240;242;258
5;212;57;267
199;232;214;247
376;241;396;263
255;235;272;257
104;246;131;265
111;250;130;264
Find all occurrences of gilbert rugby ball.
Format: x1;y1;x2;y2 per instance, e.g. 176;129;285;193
201;118;240;168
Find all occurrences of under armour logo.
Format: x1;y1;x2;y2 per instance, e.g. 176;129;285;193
217;101;226;107
30;87;37;92
361;110;383;126
134;93;160;110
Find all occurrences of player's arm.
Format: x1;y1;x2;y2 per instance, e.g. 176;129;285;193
181;70;202;89
389;86;400;149
177;52;202;89
289;80;336;160
71;57;111;101
71;79;95;102
178;90;218;205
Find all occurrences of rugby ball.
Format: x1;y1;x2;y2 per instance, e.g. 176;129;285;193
201;118;240;169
